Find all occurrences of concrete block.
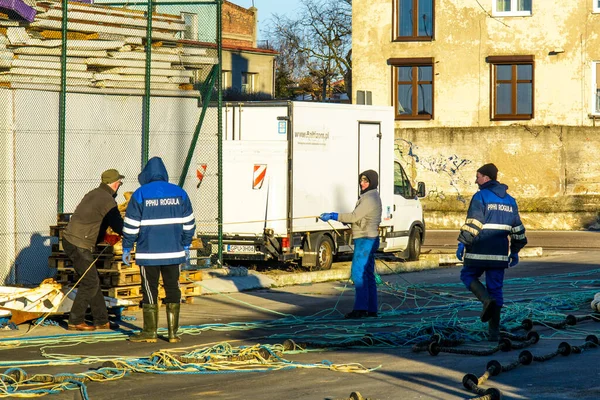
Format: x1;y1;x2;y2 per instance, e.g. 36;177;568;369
191;271;274;296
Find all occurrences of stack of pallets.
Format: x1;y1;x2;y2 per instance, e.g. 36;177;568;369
48;214;203;307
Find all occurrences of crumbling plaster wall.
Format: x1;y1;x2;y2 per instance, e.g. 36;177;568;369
397;126;600;229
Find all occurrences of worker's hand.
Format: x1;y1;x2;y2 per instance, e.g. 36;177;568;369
508;253;519;267
122;248;132;266
184;246;191;265
319;212;338;222
456;242;465;261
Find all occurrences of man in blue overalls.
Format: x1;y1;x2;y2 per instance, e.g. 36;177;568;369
456;163;527;341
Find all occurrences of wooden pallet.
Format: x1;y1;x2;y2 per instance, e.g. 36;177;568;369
54;266;201;286
103;282;201;301
50;256;138;274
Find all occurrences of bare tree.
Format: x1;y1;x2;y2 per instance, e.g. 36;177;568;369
267;0;352;101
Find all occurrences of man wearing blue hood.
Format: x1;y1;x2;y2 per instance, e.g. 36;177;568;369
320;169;382;319
456;163;527;341
122;157;195;343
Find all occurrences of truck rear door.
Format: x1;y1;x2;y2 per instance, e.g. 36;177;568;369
358;122;381;184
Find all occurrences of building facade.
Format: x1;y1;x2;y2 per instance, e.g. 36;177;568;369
353;0;600;229
151;0;276;96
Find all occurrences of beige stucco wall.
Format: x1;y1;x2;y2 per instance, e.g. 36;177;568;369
221;50;275;96
353;1;600;229
353;0;600;127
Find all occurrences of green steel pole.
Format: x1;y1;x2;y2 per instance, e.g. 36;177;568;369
142;0;153;168
57;0;68;213
217;0;223;265
177;65;218;188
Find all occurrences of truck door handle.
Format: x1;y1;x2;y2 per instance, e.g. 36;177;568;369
393;205;396;211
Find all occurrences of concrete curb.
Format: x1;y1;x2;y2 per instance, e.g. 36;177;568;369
190;270;275;297
189;247;544;296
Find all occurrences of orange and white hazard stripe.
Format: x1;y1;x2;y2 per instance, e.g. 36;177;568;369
253;164;267;190
196;163;207;188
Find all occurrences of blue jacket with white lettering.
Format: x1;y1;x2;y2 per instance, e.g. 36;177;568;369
458;180;527;268
122;157;196;266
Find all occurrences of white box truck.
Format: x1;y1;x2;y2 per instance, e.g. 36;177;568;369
197;101;426;269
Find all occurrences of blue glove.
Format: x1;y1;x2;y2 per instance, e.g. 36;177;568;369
319;212;338;222
184;245;191;264
456;242;465;261
509;252;519;267
122;248;132;266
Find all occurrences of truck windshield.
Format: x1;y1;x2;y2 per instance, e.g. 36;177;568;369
394;162;413;199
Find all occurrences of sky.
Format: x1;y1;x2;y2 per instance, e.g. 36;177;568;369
231;0;303;40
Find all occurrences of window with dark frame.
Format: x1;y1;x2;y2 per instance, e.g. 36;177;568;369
396;0;434;40
488;55;534;120
388;58;434;120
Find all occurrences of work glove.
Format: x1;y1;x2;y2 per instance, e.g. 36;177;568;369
508;252;519;267
184;245;191;265
456;242;465;261
122;248;132;266
319;212;338;222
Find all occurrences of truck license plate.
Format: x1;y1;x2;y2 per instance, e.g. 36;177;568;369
225;244;255;253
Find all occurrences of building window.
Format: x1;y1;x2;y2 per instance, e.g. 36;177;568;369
241;72;257;93
492;0;532;16
395;0;434;41
388;58;434;120
181;12;198;40
594;0;600;13
222;70;231;89
488;55;534;120
592;62;600;114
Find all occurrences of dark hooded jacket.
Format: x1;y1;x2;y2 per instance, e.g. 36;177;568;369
337;170;382;239
458;180;527;268
63;183;123;251
122;157;196;266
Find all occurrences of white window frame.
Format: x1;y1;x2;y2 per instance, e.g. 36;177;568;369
241;72;257;93
592;61;600;115
221;70;231;89
181;12;198;40
492;0;532;17
594;0;600;13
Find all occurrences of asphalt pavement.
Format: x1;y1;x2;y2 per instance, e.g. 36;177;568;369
1;235;600;400
424;229;600;251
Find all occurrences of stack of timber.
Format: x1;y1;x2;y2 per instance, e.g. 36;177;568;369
48;213;203;306
0;0;218;95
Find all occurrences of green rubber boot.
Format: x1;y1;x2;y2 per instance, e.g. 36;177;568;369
166;303;181;343
129;304;158;343
488;306;502;342
469;280;497;322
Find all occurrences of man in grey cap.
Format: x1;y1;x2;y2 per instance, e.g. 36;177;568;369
62;169;125;331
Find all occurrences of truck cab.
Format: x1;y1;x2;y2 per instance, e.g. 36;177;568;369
381;160;426;260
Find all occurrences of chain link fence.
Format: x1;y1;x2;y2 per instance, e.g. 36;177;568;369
0;0;222;285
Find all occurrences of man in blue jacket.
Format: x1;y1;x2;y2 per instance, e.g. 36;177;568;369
456;163;527;341
122;157;196;343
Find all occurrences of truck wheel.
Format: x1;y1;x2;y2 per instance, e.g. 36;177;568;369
407;227;422;261
315;235;334;270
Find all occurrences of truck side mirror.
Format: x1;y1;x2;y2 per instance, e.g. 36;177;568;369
417;182;426;198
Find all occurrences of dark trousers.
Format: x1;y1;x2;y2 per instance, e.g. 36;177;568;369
351;237;380;313
460;266;506;306
139;265;181;305
62;239;108;326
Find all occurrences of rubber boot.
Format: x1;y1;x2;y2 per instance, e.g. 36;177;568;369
488;306;502;342
166;303;181;343
129;304;158;343
469;280;497;322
